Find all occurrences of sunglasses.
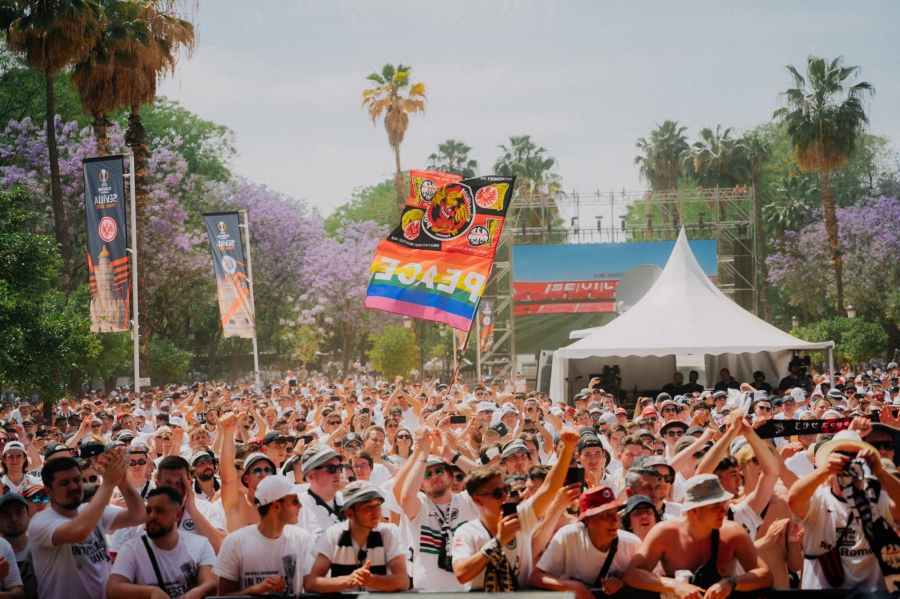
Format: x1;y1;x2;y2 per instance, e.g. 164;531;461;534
424;466;446;479
653;449;666;456
386;423;399;429
344;443;362;452
454;473;465;482
326;421;342;426
665;431;684;438
82;475;99;483
29;495;50;504
396;435;412;441
251;466;277;476
129;459;147;467
660;475;675;484
756;406;772;412
314;464;345;474
662;408;677;414
476;487;508;500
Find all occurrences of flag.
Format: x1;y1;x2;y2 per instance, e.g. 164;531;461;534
203;212;255;338
83;155;130;333
365;171;516;331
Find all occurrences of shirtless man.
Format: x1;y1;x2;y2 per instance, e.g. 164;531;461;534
625;474;772;599
219;411;276;531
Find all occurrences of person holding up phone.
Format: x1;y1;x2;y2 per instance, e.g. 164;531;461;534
452;430;580;591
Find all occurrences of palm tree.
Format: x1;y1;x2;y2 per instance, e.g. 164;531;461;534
736;131;773;321
764;175;819;238
71;0;151;155
427;139;478;178
494;135;562;232
774;55;873;311
2;0;103;276
635;120;689;224
689;125;742;188
362;64;426;213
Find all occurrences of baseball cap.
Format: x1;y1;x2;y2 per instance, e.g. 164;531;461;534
501;440;529;459
0;493;27;511
300;444;339;475
43;442;75;460
242;452;275;478
189;450;216;467
19;483;47;499
681;474;734;511
615;408;627;416
641;407;659;418
623;494;656;517
578;486;623;520
656;393;672;403
255;476;302;506
342;480;384;511
476;401;495;413
341;432;364;448
2;441;27;456
712;391;727;400
263;431;288;445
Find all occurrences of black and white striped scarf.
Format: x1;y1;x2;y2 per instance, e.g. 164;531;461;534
330;526;387;578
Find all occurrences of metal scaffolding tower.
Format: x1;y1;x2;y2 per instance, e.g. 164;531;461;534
475;186;758;384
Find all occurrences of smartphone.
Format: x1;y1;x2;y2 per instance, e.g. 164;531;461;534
331;395;340;402
501;502;518;517
361;408;370;415
564;467;585;488
289;380;297;387
450;415;467;425
299;435;314;444
854;393;864;399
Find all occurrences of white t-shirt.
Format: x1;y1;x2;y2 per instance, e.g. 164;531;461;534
801;486;896;591
297;490;344;540
785;451;815;479
452;497;539;590
110;498;226;553
111;533;215;597
312;521;405;591
728;500;764;540
214;524;315;596
536;526;642;584
405;492;479;590
29;505;121;599
0;538;22;591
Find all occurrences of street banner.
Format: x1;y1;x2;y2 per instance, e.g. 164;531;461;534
365;170;516;331
754;417;852;439
203;212;255;338
83;155;130;333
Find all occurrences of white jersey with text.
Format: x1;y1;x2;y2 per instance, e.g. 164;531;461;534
111;533;215;598
404;492;478;590
214;524;315;595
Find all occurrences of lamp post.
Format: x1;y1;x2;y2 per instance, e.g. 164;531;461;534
791;315;799;329
846;305;857;319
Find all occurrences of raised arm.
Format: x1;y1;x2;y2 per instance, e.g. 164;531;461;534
217;411;242;512
696;410;743;475
531;430;578;520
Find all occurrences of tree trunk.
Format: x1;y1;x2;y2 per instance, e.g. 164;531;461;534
92;110;111;156
125;104;152;376
885;322;900;364
752;176;772;322
44;70;71;282
821;170;844;312
393;144;405;215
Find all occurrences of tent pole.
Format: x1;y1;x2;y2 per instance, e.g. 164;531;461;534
828;346;835;386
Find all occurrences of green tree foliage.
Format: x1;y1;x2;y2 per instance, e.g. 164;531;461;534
0;41;85;127
137;97;236;182
366;325;418;379
427;139;478;178
148;335;192;385
324;176;404;237
793;317;886;367
635;121;690;192
0;188;98;409
279;325;324;369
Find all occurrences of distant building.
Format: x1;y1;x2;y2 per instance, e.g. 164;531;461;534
90;245;129;333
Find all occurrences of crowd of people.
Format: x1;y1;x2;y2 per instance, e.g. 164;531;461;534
0;362;898;599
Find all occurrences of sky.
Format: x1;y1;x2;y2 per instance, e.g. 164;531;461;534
158;1;900;218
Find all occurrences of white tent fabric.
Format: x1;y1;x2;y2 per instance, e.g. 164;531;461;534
549;229;834;401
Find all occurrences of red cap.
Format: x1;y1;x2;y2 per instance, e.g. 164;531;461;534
615;408;627;415
641;407;659;418
565;406;576;416
578;486;623;520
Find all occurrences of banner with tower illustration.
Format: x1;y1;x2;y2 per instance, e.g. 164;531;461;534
203;212;256;339
365;171;516;331
83;155;131;333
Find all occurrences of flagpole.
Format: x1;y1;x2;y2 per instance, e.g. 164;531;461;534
127;153;140;394
238;210;261;390
449;296;481;389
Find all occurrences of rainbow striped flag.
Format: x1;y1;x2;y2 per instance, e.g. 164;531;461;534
365;171;516;331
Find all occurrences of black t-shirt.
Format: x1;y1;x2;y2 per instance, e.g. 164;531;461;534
778;375;800;391
713;377;740;392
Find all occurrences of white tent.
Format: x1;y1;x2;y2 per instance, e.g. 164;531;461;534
549;229;834;401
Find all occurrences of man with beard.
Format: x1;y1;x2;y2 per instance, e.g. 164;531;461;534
396;428;477;590
0;494;28;598
189;450;220;501
29;449;146;599
216;476;316;596
107;487;217;599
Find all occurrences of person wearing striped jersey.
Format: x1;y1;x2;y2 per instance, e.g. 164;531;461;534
397;427;478;590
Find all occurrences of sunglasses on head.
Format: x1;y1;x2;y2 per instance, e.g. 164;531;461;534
251;466;277;476
424;466;446;479
315;463;345;474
